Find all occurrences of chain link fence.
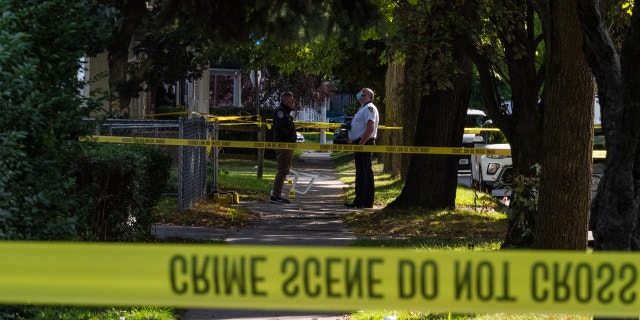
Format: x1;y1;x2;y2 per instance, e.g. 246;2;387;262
95;118;217;212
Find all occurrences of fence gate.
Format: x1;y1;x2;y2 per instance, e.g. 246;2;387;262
177;117;208;212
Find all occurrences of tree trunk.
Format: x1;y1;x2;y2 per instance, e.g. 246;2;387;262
458;1;546;248
399;54;424;179
382;61;405;177
534;0;593;250
389;48;472;210
579;0;640;257
105;0;147;113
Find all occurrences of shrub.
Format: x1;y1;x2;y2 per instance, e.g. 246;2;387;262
76;143;173;242
0;0;114;240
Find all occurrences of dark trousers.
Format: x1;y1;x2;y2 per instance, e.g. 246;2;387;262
353;139;375;207
273;149;293;197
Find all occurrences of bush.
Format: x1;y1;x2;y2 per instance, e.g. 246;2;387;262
76;143;173;242
0;0;114;241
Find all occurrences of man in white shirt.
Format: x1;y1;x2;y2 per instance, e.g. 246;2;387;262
345;88;379;208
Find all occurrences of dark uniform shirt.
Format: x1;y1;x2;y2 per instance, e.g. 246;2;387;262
272;104;297;142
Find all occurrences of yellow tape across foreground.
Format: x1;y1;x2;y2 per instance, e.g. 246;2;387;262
0;242;637;317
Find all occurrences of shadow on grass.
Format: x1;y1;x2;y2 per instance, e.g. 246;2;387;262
343;206;507;246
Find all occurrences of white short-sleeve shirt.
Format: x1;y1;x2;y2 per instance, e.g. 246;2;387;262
348;102;379;142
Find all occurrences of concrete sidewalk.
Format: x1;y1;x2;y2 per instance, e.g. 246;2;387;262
153;151;360;320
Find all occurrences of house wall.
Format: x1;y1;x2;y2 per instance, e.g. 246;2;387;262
185;68;210;114
85;52;211;118
86;52;110;117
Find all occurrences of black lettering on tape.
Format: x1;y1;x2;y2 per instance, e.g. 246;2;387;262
476;261;494;301
304;258;322;297
282;257;299;297
368;258;384;299
251;256;267;296
620;263;637;304
597;263;615;303
532;261;637;305
345;258;363;298
193;255;211;294
398;260;438;300
326;258;341;298
531;262;548;302
222;255;246;295
498;262;516;302
170;255;188;294
455;260;516;302
279;256;384;299
168;254;268;297
554;263;572;303
575;263;592;303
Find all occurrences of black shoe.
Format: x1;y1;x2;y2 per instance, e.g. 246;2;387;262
270;196;291;204
344;202;360;208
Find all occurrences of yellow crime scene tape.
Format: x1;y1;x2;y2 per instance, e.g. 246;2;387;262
80;136;608;158
0;242;637;317
81;136;514;156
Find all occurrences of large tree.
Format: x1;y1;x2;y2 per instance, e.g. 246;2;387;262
580;0;640;252
533;0;594;250
387;0;474;210
459;0;548;247
386;0;597;250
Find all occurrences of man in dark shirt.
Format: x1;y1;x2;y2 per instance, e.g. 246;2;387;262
271;91;296;203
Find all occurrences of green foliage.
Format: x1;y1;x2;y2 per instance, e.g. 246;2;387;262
132;7;212;91
385;0;464;94
0;305;176;320
76;144;173;241
0;0;114;240
503;164;541;247
169;0;380;48
350;310;589;320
